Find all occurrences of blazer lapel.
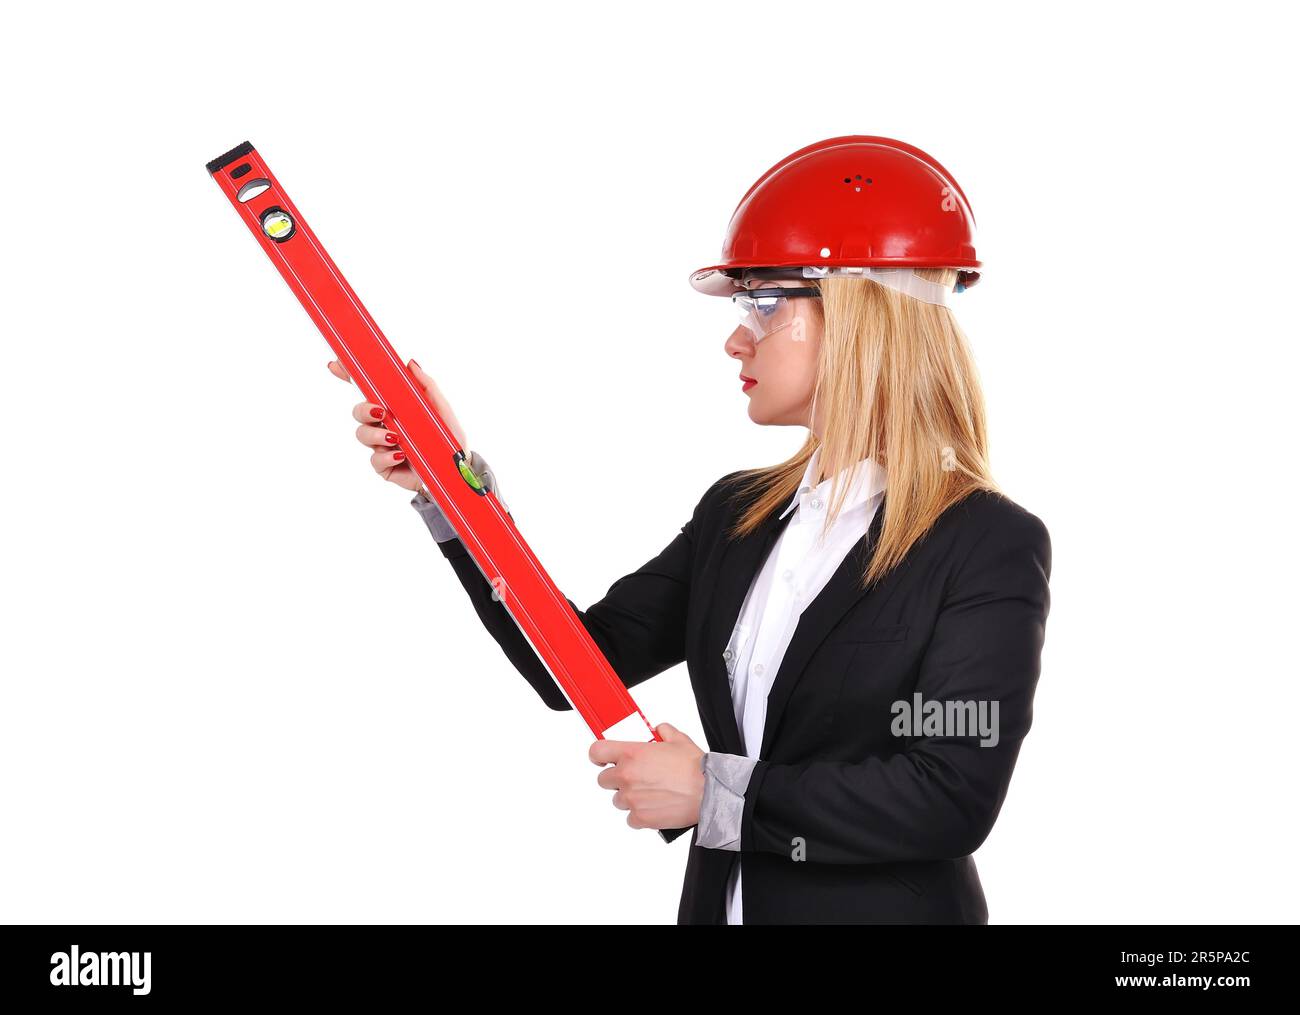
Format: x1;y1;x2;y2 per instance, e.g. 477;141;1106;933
758;496;887;759
702;502;794;756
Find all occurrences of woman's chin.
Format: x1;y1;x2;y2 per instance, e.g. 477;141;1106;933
746;401;806;427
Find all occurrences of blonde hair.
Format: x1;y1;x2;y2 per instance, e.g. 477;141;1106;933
728;267;996;586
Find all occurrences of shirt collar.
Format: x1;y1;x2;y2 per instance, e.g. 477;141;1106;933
779;447;888;521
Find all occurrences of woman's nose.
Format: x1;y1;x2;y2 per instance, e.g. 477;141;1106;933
725;324;756;359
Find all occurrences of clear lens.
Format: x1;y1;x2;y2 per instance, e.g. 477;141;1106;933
733;292;796;341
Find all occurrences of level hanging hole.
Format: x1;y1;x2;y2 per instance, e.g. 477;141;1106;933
237;179;271;203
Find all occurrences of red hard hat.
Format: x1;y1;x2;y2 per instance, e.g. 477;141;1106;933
690;135;980;296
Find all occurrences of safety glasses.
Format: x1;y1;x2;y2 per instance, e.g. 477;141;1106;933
731;285;821;342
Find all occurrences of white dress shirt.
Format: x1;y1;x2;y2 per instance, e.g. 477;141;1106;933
718;448;887;925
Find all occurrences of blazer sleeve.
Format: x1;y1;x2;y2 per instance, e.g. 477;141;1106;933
738;505;1052;864
421;482;718;713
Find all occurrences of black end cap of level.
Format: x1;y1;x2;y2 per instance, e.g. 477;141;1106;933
206;141;255;175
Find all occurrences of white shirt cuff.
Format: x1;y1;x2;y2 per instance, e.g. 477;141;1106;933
410;489;461;543
695;752;756;851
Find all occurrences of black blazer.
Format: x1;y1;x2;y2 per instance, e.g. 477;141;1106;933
432;472;1052;924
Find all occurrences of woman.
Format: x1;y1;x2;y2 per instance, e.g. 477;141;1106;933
328;136;1051;925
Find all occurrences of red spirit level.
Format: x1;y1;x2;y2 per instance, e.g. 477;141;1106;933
206;141;660;747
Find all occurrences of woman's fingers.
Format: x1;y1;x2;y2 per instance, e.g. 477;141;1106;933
351;400;387;425
334;358;466;452
328;359;420;490
409;359;468;448
369;446;408;474
362;435;420;491
370;446;422;491
354;421;401;448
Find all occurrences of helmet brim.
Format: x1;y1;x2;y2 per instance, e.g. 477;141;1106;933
689;262;981;296
688;265;744;297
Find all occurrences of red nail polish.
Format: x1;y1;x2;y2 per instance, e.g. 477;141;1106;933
385;433;398;444
393;452;405;462
370;407;384;419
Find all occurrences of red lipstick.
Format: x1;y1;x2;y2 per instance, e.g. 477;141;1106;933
740;374;757;392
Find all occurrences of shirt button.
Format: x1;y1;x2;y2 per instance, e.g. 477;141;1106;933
753;663;765;677
782;569;794;582
722;649;733;661
809;498;823;510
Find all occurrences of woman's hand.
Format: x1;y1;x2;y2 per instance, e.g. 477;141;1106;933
589;723;706;830
327;357;468;492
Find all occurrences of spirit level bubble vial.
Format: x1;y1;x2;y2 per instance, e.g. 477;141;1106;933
204;141;661;752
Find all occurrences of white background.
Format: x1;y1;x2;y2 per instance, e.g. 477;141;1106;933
2;1;1297;924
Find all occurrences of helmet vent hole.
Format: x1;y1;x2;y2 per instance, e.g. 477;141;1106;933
843;175;873;190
